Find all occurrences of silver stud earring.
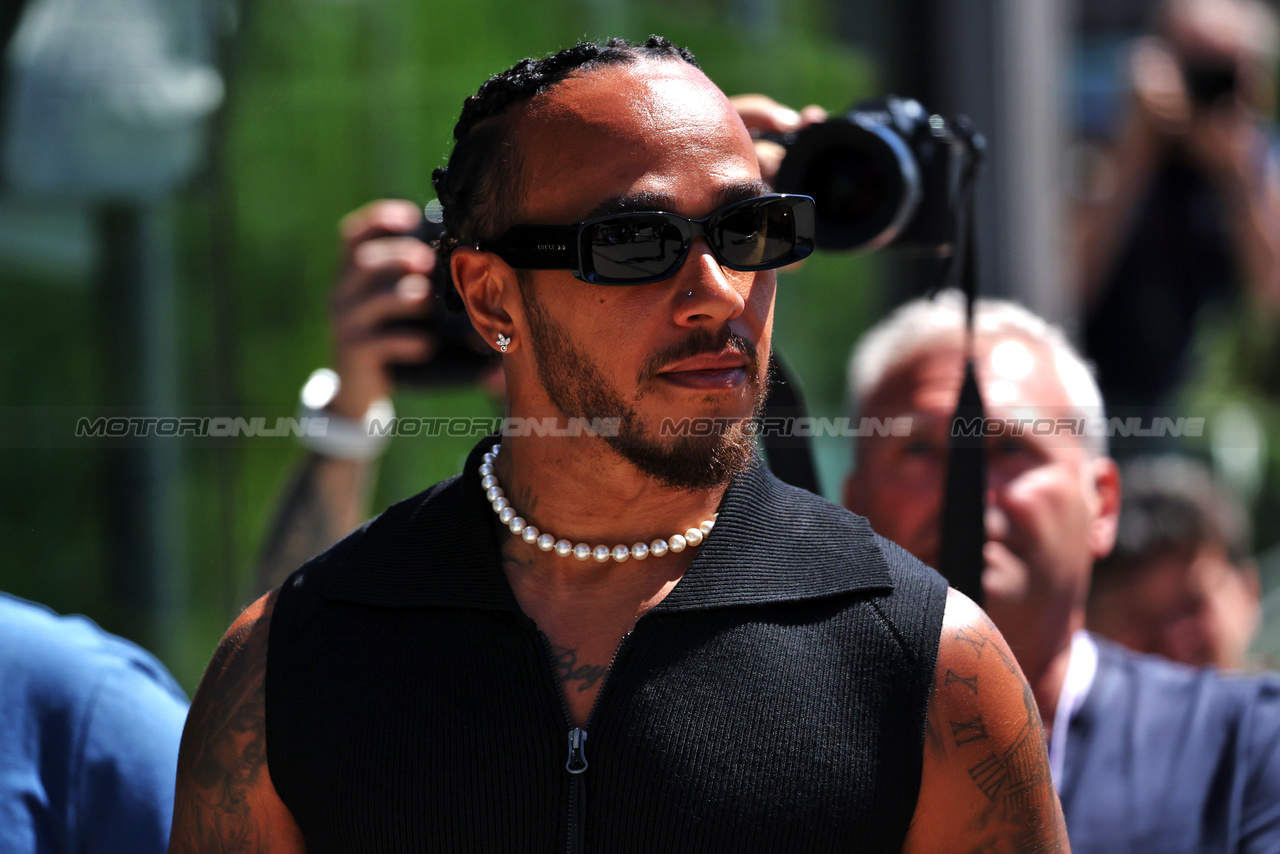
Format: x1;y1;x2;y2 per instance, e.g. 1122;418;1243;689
496;333;511;353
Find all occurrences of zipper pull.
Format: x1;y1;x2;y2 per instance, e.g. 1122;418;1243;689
566;727;589;775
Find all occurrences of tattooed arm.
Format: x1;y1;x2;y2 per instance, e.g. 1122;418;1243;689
169;592;305;853
902;589;1070;854
254;453;373;594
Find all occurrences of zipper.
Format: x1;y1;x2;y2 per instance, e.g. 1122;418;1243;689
566;732;586;854
566;727;589;774
539;627;637;854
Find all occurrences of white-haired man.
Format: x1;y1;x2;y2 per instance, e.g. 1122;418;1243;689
845;290;1280;854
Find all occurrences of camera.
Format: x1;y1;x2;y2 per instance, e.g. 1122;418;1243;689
771;96;975;254
384;214;499;388
1181;59;1237;108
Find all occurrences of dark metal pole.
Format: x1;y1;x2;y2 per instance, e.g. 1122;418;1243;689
96;203;183;657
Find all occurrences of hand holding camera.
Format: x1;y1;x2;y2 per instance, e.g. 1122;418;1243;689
327;199;500;404
736;94;981;256
732;94;829;185
1127;0;1273;191
327;200;437;416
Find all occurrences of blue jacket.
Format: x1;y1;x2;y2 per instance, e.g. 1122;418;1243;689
1061;636;1280;853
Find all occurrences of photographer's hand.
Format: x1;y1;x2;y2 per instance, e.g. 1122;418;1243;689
1189;109;1280;312
330;199;437;418
1130;37;1194;140
731;94;827;186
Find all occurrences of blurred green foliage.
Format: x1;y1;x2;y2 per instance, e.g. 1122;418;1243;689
0;0;888;691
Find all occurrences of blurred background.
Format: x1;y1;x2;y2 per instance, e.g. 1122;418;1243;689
2;0;1278;692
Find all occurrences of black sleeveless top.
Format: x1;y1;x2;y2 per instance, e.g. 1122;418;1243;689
266;440;948;853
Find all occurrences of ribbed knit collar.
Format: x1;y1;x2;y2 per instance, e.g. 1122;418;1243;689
323;436;894;611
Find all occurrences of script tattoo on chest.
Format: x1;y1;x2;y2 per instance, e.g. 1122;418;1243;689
551;645;608;693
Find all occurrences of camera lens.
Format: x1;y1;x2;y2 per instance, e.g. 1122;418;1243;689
774;118;922;251
1181;60;1237;107
806;148;887;221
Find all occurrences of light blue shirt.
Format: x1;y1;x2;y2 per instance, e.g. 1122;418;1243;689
0;593;189;854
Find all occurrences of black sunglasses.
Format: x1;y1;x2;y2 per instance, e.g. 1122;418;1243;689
477;193;817;285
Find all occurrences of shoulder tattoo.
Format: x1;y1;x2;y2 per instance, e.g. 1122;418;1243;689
170;594;276;852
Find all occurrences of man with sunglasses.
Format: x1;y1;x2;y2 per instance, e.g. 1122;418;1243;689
170;38;1067;852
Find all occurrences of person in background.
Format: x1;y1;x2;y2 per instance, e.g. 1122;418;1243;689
1074;0;1280;410
1088;454;1261;669
842;289;1280;854
0;592;188;854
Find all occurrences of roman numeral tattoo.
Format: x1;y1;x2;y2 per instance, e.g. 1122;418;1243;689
950;715;990;745
968;753;1010;801
954;628;988;658
944;668;979;694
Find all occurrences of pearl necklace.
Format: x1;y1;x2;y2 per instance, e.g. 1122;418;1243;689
479;444;716;563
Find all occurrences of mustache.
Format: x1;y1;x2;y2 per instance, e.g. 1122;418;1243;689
636;327;760;387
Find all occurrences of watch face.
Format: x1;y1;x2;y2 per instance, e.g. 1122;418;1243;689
301;368;341;410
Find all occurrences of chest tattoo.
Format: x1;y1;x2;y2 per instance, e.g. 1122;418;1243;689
551;644;608;693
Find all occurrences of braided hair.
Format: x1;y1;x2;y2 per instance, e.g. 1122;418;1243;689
430;36;698;310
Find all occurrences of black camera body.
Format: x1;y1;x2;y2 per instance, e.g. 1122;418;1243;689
772;96;971;255
1181;58;1238;108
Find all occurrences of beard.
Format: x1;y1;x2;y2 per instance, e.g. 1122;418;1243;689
517;276;769;492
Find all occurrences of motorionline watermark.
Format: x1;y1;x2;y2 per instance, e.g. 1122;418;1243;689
658;414;1210;442
660;416;916;438
950;415;1205;440
72;415;623;440
66;412;1209;444
368;416;621;438
75;416;329;439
